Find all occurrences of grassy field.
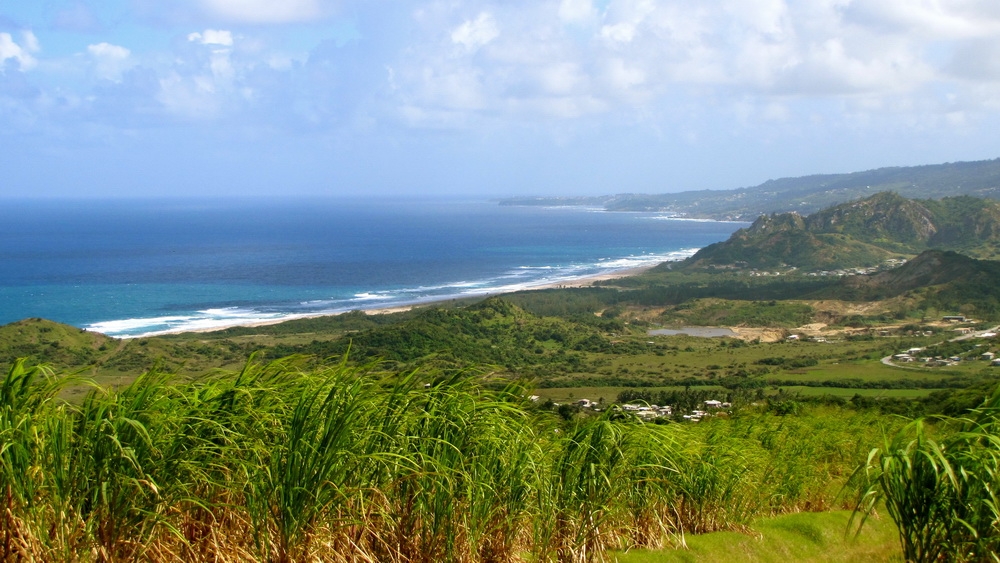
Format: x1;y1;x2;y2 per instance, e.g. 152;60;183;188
776;387;937;398
535;385;939;403
614;510;902;563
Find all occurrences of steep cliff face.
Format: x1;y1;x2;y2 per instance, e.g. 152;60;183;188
684;192;1000;270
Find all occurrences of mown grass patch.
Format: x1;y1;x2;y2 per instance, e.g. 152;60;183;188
614;510;901;563
773;362;957;383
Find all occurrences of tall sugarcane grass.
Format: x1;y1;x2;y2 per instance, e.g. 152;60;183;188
0;357;888;562
851;387;1000;563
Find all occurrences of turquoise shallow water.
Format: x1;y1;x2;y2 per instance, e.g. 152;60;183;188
0;197;745;337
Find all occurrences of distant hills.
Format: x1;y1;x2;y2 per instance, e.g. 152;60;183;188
683;193;1000;270
500;158;1000;220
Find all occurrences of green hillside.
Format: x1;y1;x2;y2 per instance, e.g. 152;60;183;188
684;193;1000;270
0;318;115;369
828;249;1000;318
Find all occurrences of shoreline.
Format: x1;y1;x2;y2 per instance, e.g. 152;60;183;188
133;264;656;338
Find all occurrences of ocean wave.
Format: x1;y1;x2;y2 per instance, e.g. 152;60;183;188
89;248;703;338
88;307;305;339
352;292;394;301
646;216;747;224
86;315;197;334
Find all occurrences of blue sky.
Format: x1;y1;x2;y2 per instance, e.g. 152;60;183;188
2;0;999;198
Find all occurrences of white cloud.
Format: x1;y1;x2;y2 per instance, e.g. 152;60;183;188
603;58;645;91
87;42;132;81
845;0;1000;40
505;95;607;119
188;29;234;47
157;71;222;118
451;13;500;51
200;0;324;24
725;0;791;39
12;0;1000;145
774;37;933;95
22;31;40;54
537;62;586;95
390;0;975;129
947;38;1000;82
0;32;39;71
600;22;636;44
184;29;238;88
559;0;597;23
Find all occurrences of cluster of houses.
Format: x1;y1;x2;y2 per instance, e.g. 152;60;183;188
785;334;828;343
607;399;731;422
805;258;907;278
807;268;878;277
531;395;733;422
892;347;1000;367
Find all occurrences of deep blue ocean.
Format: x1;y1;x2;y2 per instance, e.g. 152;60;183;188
0;198;745;337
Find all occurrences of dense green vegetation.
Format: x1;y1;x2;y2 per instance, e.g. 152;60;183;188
4;294;999;414
687;193;1000;270
851;387;1000;562
661;299;814;328
0;357;911;562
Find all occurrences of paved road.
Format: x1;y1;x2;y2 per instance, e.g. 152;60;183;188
950;324;1000;342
